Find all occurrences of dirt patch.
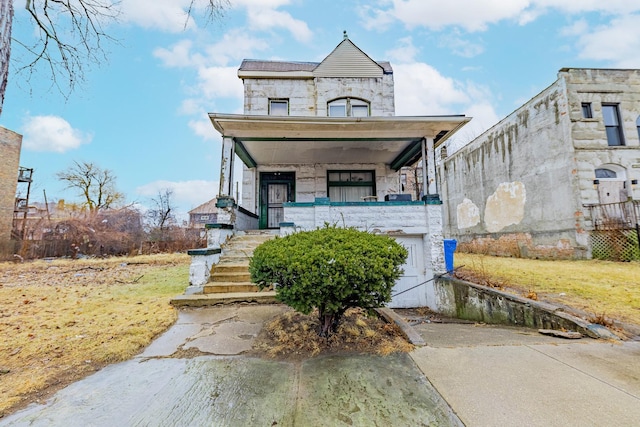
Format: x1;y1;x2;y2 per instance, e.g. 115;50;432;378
248;308;414;361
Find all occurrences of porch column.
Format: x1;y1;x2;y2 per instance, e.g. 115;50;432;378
425;137;437;197
218;136;235;198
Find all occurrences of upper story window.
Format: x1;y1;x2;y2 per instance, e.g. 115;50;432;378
636;115;640;141
327;98;370;117
602;104;624;146
581;102;593;119
269;99;289;116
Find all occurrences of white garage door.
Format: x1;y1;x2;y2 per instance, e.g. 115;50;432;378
388;236;428;308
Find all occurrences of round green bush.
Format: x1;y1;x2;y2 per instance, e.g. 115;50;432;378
249;225;408;336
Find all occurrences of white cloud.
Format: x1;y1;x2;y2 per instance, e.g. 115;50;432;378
385;37;418;63
393;63;470;115
189;118;218;140
438;32;484;58
21;115;92;153
196;66;244;99
361;0;640;33
120;0;197;33
153;40;205;68
570;14;640;68
393;62;500;147
363;0;531;32
246;8;313;42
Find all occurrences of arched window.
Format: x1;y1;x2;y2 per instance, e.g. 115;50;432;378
595;168;617;179
327;98;370;117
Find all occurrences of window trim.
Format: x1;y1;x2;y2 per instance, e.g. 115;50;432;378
326;170;376;202
602;103;625;146
269;99;289;116
327;97;370;117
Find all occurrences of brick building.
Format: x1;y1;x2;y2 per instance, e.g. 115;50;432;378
0;126;22;252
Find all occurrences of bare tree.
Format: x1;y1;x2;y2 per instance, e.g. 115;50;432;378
147;189;176;241
0;0;229;116
56;160;124;213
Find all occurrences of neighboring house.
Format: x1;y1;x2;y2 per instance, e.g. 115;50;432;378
439;68;640;260
0;126;22;254
188;198;218;228
199;34;470;307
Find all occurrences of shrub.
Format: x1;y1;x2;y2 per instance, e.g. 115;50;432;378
249;225;408;336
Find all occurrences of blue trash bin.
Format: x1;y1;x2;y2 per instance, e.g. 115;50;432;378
443;239;457;273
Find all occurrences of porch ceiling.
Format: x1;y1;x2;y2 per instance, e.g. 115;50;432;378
208;114;471;168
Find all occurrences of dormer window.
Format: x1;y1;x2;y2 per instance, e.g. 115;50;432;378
328;98;370;117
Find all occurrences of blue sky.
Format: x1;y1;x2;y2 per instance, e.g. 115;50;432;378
2;0;640;220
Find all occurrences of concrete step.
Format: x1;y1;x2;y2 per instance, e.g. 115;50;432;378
213;263;250;273
170;291;277;307
210;271;252;282
203;282;261;294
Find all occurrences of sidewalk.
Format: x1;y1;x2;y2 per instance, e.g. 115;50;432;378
1;305;639;426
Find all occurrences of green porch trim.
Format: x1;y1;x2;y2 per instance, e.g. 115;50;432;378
279;222;295;227
215;197;237;208
284;199;427;208
234;140;257;168
187;248;222;256
205;223;235;230
390;139;423;171
423;194;443;205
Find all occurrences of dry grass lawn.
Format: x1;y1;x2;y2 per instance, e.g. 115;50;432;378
0;253;189;416
455;253;640;328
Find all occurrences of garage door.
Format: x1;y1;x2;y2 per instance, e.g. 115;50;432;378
388;236;428;308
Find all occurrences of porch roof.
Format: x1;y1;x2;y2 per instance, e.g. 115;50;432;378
208;114;470;170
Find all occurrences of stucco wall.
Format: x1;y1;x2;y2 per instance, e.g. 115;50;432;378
439;77;588;258
0;126;22;246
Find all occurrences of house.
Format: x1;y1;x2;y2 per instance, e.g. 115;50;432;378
188;198;218;228
0;126;22;255
189;33;470;308
438;68;640;260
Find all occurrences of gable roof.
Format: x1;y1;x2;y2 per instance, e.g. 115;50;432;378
237;35;392;79
188;198;218;215
313;36;384;78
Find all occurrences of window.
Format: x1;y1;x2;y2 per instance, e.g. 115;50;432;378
602;104;624;146
200;215;210;221
595;168;617;179
327;98;370;117
581;103;593;118
269;99;289;116
636;115;640;141
327;170;375;202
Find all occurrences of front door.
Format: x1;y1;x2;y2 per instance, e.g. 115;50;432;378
259;172;295;229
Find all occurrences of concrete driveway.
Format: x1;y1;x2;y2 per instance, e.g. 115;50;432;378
1;305;639;426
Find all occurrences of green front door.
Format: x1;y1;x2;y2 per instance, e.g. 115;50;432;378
259;172;295;229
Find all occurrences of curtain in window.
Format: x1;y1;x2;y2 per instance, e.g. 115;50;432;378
329;186;373;202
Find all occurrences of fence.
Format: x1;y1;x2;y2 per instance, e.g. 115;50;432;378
586;201;640;261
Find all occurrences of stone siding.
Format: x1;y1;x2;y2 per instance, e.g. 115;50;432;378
439;68;640;259
0;127;22;245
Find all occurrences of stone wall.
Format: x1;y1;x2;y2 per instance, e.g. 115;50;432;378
241;162;402;215
0;127;22;247
439;77;586;258
242;74;394;117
